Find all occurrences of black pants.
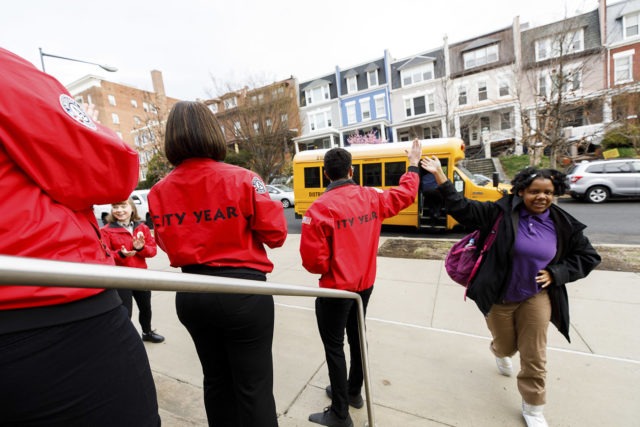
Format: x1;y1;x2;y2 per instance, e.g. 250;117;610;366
315;286;373;419
118;289;153;332
176;269;277;427
0;306;160;426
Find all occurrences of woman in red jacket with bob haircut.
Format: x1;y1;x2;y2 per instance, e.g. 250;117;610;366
149;101;287;427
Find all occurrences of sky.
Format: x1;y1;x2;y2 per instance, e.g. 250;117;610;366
1;0;601;101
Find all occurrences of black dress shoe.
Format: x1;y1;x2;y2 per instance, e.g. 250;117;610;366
308;407;353;427
142;330;165;343
325;385;364;409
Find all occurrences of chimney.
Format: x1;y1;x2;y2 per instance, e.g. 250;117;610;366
151;70;166;98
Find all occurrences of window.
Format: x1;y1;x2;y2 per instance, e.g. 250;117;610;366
499;80;510;97
233;121;241;136
134;117;141;126
108;95;116;106
478;81;488;101
306;84;330;104
463;44;499;69
480;117;490;132
143;102;150;112
208;103;218;114
538;75;547;97
374;95;386;118
253;122;260;132
550;69;581;96
501;112;511;130
346;76;358;94
423;126;440;139
401;63;434;86
360;99;371;121
385;162;405;186
281;113;288;123
304;167;322;188
111;113;119;124
87;94;93;105
308;110;332;131
224;97;237;109
74;96;83;104
458;86;467;105
346;102;356;124
367;70;378;87
535;30;584;61
404;93;434;117
265;118;272;129
624;13;639;38
362;163;382;187
131;99;138;108
614;51;634;84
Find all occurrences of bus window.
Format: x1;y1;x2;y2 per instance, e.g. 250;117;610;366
385;161;405;186
453;169;465;193
352;164;361;185
363;163;382;187
321;167;329;188
304;167;322;188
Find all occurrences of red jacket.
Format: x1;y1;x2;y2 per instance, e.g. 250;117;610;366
148;158;287;272
300;168;419;292
101;222;157;269
0;48;139;311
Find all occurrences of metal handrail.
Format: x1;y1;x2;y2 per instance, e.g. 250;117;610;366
0;255;376;426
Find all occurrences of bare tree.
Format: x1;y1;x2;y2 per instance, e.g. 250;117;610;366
519;13;604;169
205;77;300;181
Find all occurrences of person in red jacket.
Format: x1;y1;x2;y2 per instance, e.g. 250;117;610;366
301;139;422;427
148;100;287;427
0;48;159;425
101;199;165;343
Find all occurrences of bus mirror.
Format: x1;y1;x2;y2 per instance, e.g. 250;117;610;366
492;172;500;187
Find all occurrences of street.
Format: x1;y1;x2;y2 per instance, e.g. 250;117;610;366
284;198;640;245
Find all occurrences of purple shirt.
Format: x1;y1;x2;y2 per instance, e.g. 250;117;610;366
503;208;557;303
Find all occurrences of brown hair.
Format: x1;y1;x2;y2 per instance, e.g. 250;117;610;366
164;101;227;166
105;199;141;224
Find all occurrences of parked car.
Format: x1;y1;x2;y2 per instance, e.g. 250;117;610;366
93;189;152;226
266;184;294;208
565;159;640;203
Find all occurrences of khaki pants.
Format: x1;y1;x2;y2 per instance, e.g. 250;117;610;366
486;289;551;405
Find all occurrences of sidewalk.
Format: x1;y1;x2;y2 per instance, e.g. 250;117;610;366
141;234;640;427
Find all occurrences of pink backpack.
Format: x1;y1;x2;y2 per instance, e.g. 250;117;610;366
445;212;503;300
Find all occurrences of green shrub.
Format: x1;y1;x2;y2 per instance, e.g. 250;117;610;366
601;131;632;149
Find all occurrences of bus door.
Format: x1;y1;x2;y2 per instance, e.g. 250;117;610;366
419;159;448;230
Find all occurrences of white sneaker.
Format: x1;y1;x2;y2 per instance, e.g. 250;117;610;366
495;356;513;377
522;402;548;427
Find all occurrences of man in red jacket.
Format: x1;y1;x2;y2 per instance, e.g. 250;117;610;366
0;48;159;425
301;139;422;427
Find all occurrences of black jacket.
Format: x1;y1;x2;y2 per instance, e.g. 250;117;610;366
439;181;601;342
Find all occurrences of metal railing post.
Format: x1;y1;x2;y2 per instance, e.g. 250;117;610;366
0;255;376;427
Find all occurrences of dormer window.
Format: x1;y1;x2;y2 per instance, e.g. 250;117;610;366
305;84;330;105
401;63;434;87
346;76;358;94
367;69;378;87
463;44;498;69
535;29;584;62
624;12;639;38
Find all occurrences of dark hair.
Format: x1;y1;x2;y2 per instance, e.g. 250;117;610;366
510;167;568;196
323;148;352;181
164;101;227;166
105;199;141;224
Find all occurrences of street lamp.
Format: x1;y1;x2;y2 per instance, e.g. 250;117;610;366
39;47;118;73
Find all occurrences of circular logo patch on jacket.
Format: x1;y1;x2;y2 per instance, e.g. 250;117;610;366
59;94;97;130
252;176;267;194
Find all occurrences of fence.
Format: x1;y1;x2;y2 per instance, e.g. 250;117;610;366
0;255;376;426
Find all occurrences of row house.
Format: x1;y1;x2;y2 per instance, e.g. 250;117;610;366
520;8;606;153
295;72;341;151
604;0;640;123
448;22;522;156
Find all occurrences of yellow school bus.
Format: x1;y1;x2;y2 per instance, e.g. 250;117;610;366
292;138;511;231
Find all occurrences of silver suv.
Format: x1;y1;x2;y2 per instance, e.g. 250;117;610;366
566;159;640;203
